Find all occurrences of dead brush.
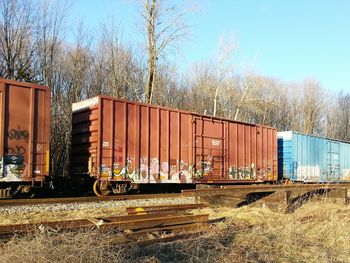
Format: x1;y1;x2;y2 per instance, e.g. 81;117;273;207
226;200;350;263
0;206;126;226
0;228;130;263
0;199;349;263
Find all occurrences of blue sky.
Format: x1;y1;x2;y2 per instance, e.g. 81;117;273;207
71;0;350;92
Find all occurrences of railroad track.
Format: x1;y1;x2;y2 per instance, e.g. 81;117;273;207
0;193;184;207
2;183;349;208
0;203;217;242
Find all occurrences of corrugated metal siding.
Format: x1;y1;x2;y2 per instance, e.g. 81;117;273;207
0;79;50;183
278;131;350;182
72;96;278;184
340;143;350;180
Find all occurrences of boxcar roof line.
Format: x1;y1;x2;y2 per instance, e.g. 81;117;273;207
0;78;50;91
278;131;350;145
72;95;278;130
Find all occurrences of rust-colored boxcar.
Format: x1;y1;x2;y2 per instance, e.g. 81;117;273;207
0;79;50;197
72;96;277;195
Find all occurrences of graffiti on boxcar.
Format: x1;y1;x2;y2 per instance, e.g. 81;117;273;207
8;126;29;142
0;127;29;181
7;145;26;155
328;165;339;180
227;165;274;181
256;167;274;181
136;157;192;183
100;164;112;177
101;157;193;183
0;153;27;181
196;160;212;175
342;169;350;181
99;159;275;183
296;166;320;181
228;164;256;180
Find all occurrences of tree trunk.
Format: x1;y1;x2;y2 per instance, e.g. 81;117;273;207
145;0;157;104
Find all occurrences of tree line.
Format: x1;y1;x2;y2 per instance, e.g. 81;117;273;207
0;0;349;177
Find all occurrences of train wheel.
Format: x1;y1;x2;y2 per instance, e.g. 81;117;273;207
93;180;112;197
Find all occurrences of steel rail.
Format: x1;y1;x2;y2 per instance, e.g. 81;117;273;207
2;183;349;207
0;212;209;239
126;203;206;215
0;193;184;207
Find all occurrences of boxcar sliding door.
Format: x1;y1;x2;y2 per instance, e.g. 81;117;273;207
193;116;226;179
327;140;340;181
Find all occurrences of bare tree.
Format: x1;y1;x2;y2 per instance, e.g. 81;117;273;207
187;61;217;115
35;0;70;87
300;79;324;134
0;0;36;81
94;22;144;100
326;92;350;141
335;92;350;141
213;35;235;116
262;81;290;129
233;72;259;121
140;0;193;103
49;25;94;177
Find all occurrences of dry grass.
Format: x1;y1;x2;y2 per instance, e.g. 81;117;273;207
0;206;125;225
1;199;350;263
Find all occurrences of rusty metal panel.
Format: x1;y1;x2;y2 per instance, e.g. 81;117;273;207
193;117;225;179
72;95;277;184
195;118;277;182
0;79;50;183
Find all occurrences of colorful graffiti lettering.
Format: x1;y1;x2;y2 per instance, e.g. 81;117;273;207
99;164;111;177
0;155;27;182
197;160;212;174
99;159;275;183
256;167;273;181
0;126;29;181
8;164;26;177
228;164;256;180
100;158;193;184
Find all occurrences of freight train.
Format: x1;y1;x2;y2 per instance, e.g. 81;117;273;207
1;79;350;198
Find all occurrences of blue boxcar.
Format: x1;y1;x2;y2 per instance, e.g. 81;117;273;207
278;131;350;182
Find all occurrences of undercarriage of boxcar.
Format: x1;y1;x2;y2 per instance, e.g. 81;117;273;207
90;176;277;197
0;181;46;198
